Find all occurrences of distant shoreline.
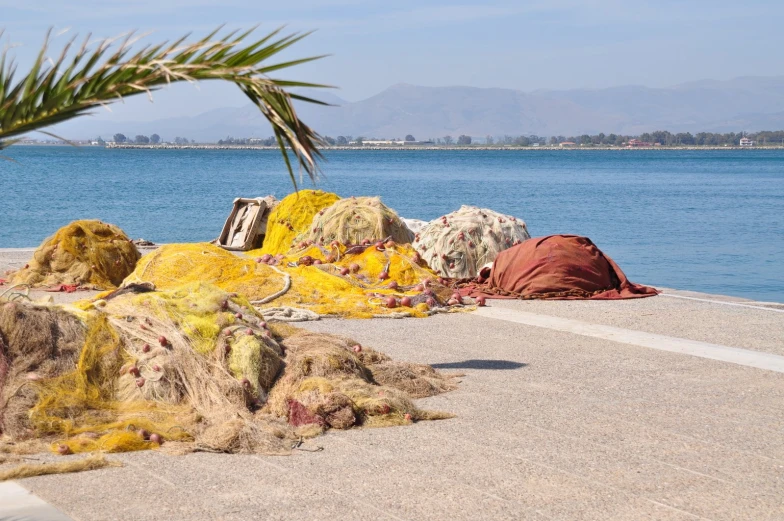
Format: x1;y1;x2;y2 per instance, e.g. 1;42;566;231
15;143;784;151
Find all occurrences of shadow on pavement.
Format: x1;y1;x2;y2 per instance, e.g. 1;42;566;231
430;359;527;370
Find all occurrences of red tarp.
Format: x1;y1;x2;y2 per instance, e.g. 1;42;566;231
460;235;658;300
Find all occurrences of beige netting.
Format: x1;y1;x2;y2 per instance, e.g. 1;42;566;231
307;197;414;246
414;206;530;278
0;285;458;462
0;301;86;439
0;285;294;456
265;332;455;431
10;220;141;289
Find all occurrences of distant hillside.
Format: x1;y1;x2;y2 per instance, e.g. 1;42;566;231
52;76;784;141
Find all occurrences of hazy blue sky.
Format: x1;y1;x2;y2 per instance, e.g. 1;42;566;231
2;0;783;121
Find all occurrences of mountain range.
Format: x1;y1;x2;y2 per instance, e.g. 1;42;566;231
53;76;784;142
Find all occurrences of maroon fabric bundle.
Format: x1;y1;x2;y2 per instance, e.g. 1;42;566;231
461;235;658;300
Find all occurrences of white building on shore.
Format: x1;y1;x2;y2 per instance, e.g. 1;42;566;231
740;137;754;147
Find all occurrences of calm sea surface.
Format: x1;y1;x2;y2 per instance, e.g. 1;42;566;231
2;146;783;302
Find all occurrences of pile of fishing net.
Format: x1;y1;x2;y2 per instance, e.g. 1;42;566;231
0;301;86;440
259;190;340;255
307;196;414;246
460;235;659;300
414;206;530;279
0;284;457;461
253;240;460;318
129;242;460;319
266;331;456;434
124;243;285;305
10;220;141;290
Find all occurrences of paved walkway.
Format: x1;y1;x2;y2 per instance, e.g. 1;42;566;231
2;286;782;520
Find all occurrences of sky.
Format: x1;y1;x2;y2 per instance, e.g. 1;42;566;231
2;0;783;121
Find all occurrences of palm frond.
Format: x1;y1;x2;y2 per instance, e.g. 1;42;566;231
0;26;332;186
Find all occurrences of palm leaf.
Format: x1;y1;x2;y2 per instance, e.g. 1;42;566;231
0;26;331;187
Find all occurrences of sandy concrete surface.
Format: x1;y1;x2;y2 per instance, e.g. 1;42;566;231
1;248;783;520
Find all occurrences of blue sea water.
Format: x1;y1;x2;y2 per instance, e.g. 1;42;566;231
1;146;783;302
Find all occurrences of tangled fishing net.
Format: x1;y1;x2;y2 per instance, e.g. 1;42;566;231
414;206;530;279
125;243;283;303
307;197;414;246
1;284;290;456
266;332;456;433
262;241;459;318
128;242;460;319
0;284;458;463
0;301;86;440
259;190;340;255
10;220;141;290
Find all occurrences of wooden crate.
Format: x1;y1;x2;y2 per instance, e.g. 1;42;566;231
215;196;277;251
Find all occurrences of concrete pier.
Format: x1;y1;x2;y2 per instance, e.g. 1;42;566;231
2;249;783;520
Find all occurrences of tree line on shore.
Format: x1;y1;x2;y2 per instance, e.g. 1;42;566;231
297;130;784;147
107;134;193;145
100;129;784;147
542;130;784;147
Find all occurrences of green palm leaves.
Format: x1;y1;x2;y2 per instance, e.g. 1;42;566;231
0;26;330;186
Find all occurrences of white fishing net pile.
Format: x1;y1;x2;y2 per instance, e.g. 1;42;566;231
413;206;530;278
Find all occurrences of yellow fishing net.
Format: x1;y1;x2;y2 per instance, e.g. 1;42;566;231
261;242;455;318
125;242;456;319
23;283;290;455
29;314;195;454
11;220;140;289
124;243;284;302
259;190;340;255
